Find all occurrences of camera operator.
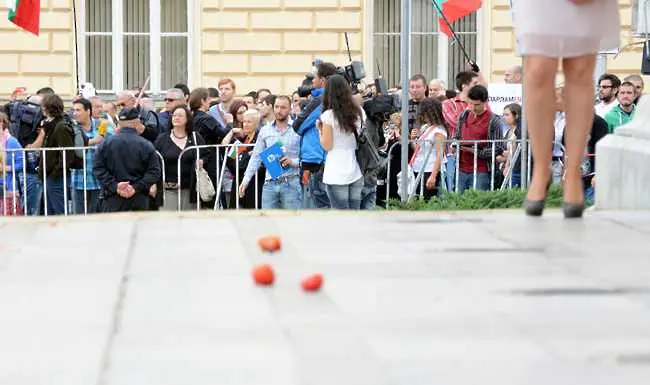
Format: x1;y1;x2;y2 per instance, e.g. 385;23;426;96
4;93;47;216
293;61;338;209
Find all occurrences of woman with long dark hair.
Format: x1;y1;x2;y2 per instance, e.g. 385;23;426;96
318;74;365;209
500;103;522;188
39;94;74;215
411;98;447;200
154;105;208;211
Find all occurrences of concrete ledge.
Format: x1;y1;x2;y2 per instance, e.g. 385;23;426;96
596;133;650;209
596;96;650;210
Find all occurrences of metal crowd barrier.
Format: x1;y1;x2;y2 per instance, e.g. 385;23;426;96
175;142;259;212
2;139;540;215
384;138;532;203
1;146;167;217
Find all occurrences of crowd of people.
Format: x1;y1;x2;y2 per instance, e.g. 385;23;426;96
0;60;644;215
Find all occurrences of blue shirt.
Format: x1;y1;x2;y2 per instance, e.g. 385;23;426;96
1;134;24;193
208;104;228;129
71;119;115;190
242;120;301;186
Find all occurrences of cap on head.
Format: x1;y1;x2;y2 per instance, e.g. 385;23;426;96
118;107;140;122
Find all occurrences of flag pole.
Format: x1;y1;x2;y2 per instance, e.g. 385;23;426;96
400;0;411;203
431;0;473;63
72;0;80;95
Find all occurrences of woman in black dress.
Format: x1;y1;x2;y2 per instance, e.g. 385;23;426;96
189;88;229;208
154;105;208;211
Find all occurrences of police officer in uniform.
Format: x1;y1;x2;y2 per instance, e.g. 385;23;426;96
93;107;161;212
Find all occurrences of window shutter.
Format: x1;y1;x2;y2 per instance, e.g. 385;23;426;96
85;0;113;91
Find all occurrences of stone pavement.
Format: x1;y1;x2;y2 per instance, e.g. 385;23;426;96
1;209;650;385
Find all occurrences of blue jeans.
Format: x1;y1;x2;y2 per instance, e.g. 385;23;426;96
72;189;100;214
17;173;42;216
457;172;490;194
585;186;595;203
445;155;456;193
361;174;378;210
326;177;364;210
511;171;521;189
44;175;69;215
307;167;330;209
262;176;302;209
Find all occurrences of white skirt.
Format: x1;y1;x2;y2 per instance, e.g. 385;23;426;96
512;0;620;58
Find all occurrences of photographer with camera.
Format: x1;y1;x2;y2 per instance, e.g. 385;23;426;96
293;61;338;209
3;88;54;215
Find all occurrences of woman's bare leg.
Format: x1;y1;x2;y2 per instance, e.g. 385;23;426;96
561;54;596;204
523;55;558;201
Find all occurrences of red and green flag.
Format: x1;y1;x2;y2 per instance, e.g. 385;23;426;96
6;0;40;36
434;0;482;38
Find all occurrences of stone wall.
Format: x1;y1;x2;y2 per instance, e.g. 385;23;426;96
0;0;74;98
4;0;642;100
199;0;364;95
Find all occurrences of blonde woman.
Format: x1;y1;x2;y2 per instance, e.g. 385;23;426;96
223;109;264;208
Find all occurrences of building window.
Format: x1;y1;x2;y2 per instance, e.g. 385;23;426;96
632;0;649;36
373;0;478;89
83;0;190;94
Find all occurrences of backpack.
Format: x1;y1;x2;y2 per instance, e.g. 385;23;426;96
353;118;386;176
8;101;43;147
63;115;89;170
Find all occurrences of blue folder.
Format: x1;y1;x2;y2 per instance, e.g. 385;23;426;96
260;142;290;180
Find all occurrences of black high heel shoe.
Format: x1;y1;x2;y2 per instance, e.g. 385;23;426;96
562;201;585;219
524;178;552;217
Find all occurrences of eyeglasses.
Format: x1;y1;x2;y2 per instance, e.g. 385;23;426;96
598;85;613;89
164;98;177;102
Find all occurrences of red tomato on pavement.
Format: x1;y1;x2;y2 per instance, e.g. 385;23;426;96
258;235;282;253
301;273;323;292
252;264;275;286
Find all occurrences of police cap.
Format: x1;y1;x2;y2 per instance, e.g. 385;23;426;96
118;107;140;122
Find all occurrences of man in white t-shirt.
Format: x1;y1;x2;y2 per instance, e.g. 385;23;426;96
595;73;620;118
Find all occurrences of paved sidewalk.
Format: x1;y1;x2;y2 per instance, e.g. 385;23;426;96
1;209;650;385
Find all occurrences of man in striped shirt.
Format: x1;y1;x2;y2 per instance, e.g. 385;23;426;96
442;71;479;192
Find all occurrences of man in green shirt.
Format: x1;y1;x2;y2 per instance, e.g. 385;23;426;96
604;81;636;134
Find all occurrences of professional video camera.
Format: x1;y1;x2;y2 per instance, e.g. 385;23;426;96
296;33;367;97
297;61;366;97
